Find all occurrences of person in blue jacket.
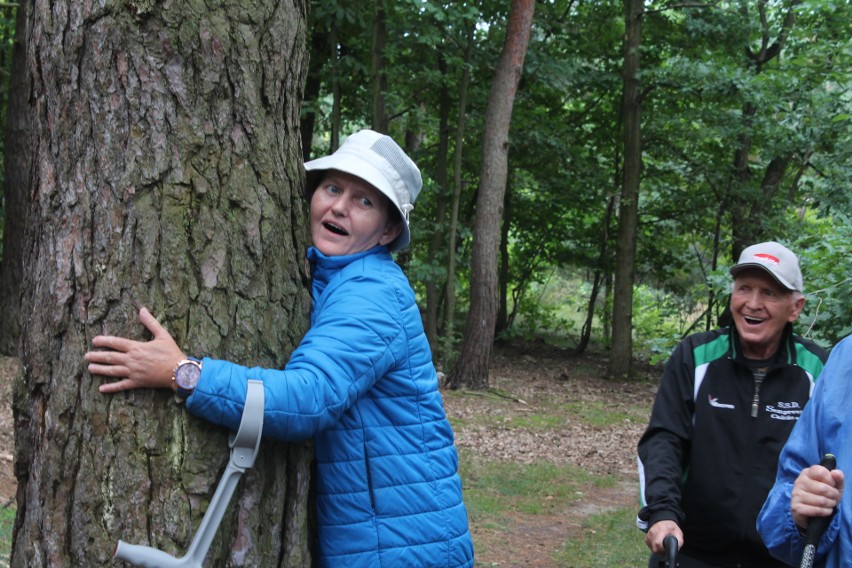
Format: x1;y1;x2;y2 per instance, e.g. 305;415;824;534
85;129;475;568
757;335;850;567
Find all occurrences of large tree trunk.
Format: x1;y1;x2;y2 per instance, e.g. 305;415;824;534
0;0;30;356
608;0;643;379
13;2;313;566
448;0;534;390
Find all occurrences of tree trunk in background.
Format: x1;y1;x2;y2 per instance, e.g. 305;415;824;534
577;195;615;354
443;28;475;370
0;0;30;356
496;179;512;335
13;2;313;566
448;0;534;390
608;0;643;379
371;0;388;133
301;17;328;161
330;20;342;151
426;54;452;356
728;1;799;258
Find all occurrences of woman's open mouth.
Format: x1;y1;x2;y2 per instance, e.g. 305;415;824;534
323;221;349;236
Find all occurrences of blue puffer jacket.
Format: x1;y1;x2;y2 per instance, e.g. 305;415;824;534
187;245;474;567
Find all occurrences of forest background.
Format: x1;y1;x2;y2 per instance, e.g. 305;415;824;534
0;0;849;566
0;1;850;372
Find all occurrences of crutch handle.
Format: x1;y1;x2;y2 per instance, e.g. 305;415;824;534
114;380;265;566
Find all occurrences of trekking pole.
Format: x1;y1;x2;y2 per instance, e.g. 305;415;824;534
799;453;837;568
113;380;265;568
663;534;678;567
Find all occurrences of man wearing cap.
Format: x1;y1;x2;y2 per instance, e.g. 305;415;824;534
636;242;828;567
85;130;475;567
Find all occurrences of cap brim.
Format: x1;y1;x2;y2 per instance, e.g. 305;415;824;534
730;263;796;291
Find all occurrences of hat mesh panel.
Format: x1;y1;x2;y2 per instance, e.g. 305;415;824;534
369;137;421;203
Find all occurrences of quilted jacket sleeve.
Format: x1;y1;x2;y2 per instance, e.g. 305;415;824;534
757;337;851;566
186;264;406;441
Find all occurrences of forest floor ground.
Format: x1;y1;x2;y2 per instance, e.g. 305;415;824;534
0;342;661;566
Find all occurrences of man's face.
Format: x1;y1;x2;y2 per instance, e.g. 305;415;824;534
310;170;401;257
730;268;805;359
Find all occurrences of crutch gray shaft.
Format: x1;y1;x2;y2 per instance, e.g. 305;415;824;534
114;379;265;567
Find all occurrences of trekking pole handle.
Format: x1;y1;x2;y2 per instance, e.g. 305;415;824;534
663;534;678;567
799;453;837;568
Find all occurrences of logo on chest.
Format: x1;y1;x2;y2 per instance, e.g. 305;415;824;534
707;395;735;409
765;400;803;421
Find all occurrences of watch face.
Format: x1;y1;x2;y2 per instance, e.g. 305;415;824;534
176;361;201;390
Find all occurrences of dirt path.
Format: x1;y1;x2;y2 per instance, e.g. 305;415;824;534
442;342;657;565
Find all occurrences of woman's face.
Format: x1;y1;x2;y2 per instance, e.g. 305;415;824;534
310;170;401;257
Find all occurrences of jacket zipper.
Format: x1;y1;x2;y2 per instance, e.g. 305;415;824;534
751;374;764;418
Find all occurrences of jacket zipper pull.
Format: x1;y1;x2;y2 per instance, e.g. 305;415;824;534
751;372;765;418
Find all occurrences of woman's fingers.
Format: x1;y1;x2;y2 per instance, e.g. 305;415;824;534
86;307;185;392
90;334;137;354
139;307;169;339
98;378;138;394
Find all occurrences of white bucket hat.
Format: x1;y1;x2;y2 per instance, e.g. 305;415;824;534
304;129;422;251
729;241;803;293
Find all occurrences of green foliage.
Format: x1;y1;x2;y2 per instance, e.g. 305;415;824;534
794;211;852;347
301;0;849;366
0;0;832;365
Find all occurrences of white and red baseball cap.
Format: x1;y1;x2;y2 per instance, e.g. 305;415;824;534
729;241;803;292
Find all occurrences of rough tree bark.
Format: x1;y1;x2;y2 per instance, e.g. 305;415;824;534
607;0;643;380
447;0;535;390
0;0;30;356
13;2;313;566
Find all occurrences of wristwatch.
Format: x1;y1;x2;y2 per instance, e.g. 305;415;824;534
173;357;202;399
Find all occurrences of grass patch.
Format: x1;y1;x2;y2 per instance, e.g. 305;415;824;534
555;506;648;567
506;412;566;429
561;400;648;429
0;504;14;566
460;448;615;519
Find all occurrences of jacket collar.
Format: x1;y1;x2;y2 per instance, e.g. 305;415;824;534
307;245;389;294
729;322;796;366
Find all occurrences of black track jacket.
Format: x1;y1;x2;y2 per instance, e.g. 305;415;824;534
637;324;828;567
